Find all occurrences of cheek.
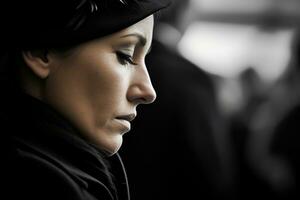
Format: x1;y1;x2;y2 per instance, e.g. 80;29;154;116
44;64;100;132
44;54;130;139
83;59;129;114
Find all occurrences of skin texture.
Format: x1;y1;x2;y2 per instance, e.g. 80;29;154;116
21;15;156;155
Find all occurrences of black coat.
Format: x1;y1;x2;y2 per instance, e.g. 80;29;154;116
0;91;130;200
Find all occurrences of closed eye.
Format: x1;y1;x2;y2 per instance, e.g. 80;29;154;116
116;51;137;66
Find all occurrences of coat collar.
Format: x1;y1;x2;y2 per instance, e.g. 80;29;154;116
1;91;130;200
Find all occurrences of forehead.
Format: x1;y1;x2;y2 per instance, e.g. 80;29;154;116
111;15;154;40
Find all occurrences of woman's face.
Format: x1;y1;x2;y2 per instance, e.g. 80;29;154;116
43;15;156;155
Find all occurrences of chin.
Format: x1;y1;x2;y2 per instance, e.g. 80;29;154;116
97;136;123;156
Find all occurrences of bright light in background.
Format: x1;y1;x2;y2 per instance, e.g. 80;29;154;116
178;21;294;82
191;0;272;15
246;29;293;82
178;22;255;78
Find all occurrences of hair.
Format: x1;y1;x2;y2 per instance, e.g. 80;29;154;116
0;51;21;90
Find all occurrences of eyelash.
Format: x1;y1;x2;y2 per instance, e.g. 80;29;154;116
116;51;137;66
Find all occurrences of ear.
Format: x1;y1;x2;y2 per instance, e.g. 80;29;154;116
22;50;51;79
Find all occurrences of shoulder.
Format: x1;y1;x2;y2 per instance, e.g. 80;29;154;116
2;137;114;200
3;143;85;200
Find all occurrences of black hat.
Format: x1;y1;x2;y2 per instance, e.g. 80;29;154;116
1;0;171;49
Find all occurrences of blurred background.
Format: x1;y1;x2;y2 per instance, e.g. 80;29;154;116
121;0;300;199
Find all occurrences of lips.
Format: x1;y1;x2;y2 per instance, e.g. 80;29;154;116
115;113;136;132
116;113;136;122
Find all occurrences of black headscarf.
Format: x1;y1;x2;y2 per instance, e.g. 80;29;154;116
1;0;171;49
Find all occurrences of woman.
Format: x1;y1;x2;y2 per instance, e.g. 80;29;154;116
0;0;170;199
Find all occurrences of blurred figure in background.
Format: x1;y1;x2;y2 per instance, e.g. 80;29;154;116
120;0;235;199
237;67;266;124
269;29;300;199
228;66;269;200
244;29;300;199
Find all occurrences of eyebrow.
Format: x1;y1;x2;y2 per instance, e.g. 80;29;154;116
120;33;152;55
120;33;147;46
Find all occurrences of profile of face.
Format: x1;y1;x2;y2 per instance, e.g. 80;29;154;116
22;15;156;155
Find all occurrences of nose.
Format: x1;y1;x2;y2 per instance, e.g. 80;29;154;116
127;66;156;105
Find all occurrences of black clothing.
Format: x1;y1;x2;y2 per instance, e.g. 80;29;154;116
1;91;129;200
